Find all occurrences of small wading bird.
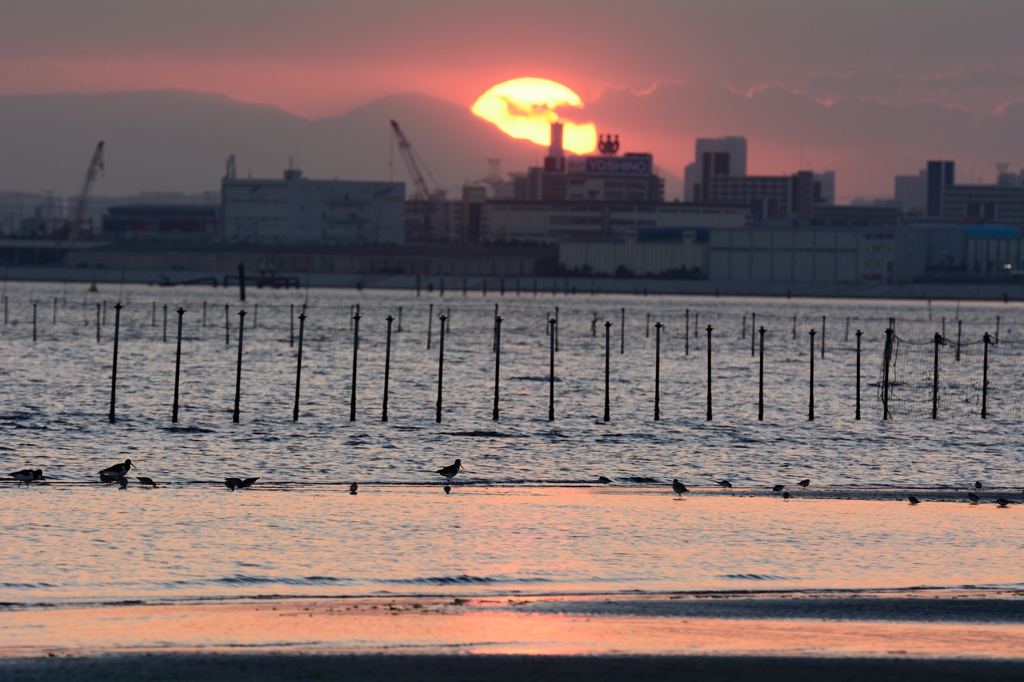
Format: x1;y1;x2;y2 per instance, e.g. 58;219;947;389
136;477;157;488
10;469;44;486
118;477;129;489
968;492;980;503
715;480;732;489
782;492;791;500
436;459;465;483
598;476;612;484
996;498;1011;508
99;459;135;482
975;481;983;490
444;485;451;495
798;479;810;489
773;484;785;493
350;482;358;495
672;479;688;498
908;496;921;505
225;477;259;491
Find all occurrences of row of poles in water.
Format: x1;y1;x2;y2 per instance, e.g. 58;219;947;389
91;300;881;426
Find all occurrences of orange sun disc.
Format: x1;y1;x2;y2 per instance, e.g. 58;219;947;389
471;78;597;154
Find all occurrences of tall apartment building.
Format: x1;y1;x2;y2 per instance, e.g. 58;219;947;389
683;137;747;202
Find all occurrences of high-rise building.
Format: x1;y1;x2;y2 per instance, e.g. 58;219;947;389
683;137;747;202
927;161;955;217
895;169;928;215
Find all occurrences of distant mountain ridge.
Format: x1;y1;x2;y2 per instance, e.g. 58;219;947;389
0;89;682;199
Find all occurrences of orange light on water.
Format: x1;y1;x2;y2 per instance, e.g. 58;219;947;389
471;78;597;154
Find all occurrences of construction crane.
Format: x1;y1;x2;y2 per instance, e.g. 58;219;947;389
390;120;442;241
67;141;105;239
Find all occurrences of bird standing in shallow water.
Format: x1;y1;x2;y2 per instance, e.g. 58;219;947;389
968;492;980;503
598;476;611;484
10;469;44;486
715;480;732;489
224;478;243;491
350;482;358;495
773;485;785;493
239;477;259;489
136;477;157;488
975;481;983;490
436;459;465;483
118;477;128;489
782;492;791;500
672;479;688;498
100;459;135;481
798;479;810;489
908;496;920;505
444;485;451;495
996;498;1011;508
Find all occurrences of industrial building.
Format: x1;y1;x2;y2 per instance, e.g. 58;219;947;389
221;167;404;245
102;204;218;241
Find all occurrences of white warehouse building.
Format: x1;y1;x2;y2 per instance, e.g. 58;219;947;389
222;169;405;245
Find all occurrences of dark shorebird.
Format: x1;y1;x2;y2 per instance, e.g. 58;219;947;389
798;479;810;489
350;482;358;495
224;478;243;491
239;477;259;489
598;476;612;484
136;477;157;488
436;459;465;483
99;459;135;481
772;484;785;493
118;477;129;489
444;485;451;495
672;479;688;498
782;492;791;500
968;492;980;503
996;498;1011;508
715;480;732;489
10;469;44;486
908;496;921;505
975;481;983;490
99;472;122;484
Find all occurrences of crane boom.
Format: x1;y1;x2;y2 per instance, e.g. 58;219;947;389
389;120;433;204
71;141;104;238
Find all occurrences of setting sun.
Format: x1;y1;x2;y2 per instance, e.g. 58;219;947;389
471;77;597;154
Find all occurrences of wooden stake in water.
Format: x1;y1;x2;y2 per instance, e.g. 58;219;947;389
982;332;991;418
751;313;756;357
792;315;796;339
108;303;123;423
32;303;36;342
706;325;714;421
397;306;403;332
293;313;307;422
808;329;816;421
290;304;294;347
855;330;862;420
996;315;1000;344
603;321;612;422
427;303;433;349
349;313;361;422
381;315;393;422
172;308;185;423
758;326;766;421
493;316;502;421
96;303;100;342
845;316;850;342
225;304;230;345
685;309;689;356
654;322;663;421
102;300;106;326
932;332;942;420
555;306;559;351
956;320;962;361
4;296;7;324
232;310;246;423
821;316;826;358
695;313;699;338
742;315;746;339
549;318;557;421
253;303;258;329
53;297;57;325
435;314;447;423
941;316;945;339
882;328;893;420
163;304;167;342
647;313;651;339
620;308;625;354
238;263;246;302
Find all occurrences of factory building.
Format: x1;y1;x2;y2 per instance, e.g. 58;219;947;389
222;168;404;245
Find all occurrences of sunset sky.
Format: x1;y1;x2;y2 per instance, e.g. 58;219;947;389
3;0;1024;200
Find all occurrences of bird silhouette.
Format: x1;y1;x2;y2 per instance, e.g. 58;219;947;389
444;485;451;495
239;477;259;489
10;469;44;486
996;498;1011;508
773;484;785;493
716;480;732;489
99;459;135;481
798;479;810;488
975;481;983;490
782;492;791;500
968;492;980;503
436;459;465;483
118;477;129;489
350;482;358;495
136;477;157;488
598;476;612;484
908;496;920;505
672;479;688;497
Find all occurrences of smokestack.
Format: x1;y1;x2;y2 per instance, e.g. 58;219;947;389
549;122;564;158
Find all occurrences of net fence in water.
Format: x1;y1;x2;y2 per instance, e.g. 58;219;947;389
879;332;1024;419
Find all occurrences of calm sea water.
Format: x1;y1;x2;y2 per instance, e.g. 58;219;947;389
1;281;1022;604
